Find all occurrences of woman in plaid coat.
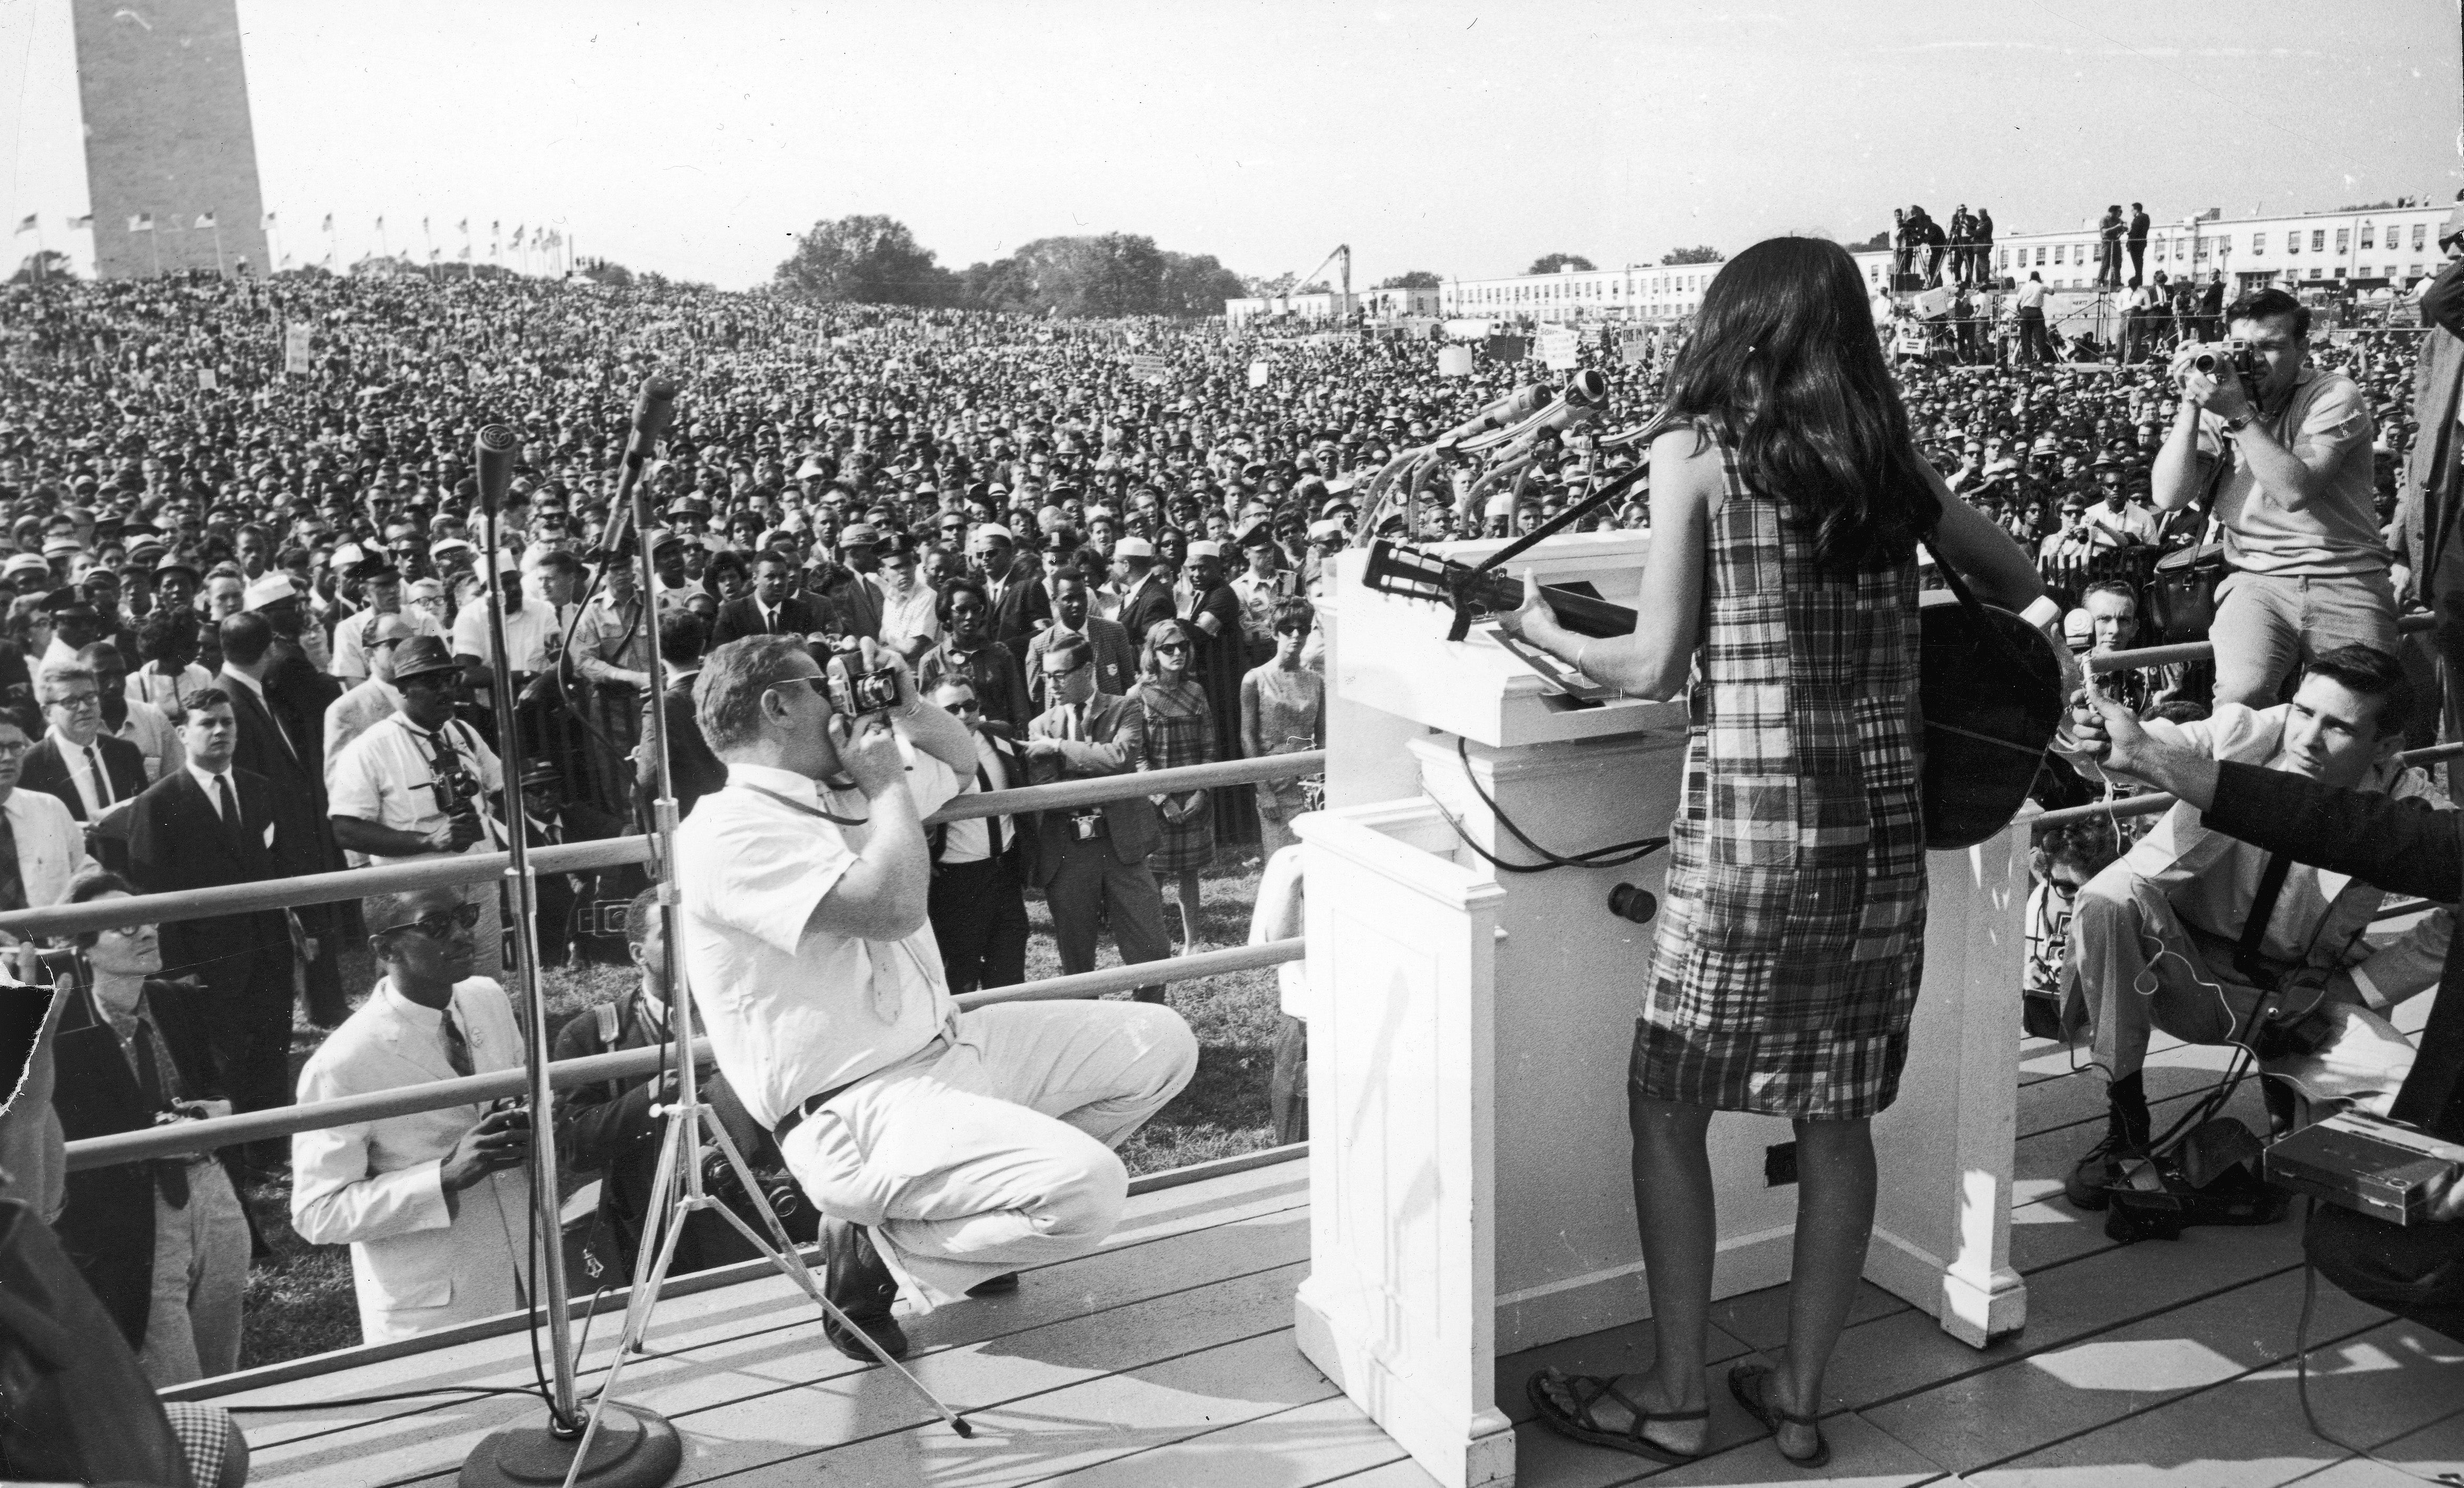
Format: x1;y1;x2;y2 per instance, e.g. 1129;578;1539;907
1506;237;2052;1470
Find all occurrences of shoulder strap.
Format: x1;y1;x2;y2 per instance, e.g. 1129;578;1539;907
593;1001;620;1048
1923;492;2032;676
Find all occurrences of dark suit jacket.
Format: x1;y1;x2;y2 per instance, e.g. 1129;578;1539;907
20;734;147;823
51;977;227;1347
220;673;335;883
2204;761;2464;1142
1025;618;1139;714
265;639;343;769
636;673;726;823
711;595;822;645
1116;573;1178;652
1022;692;1160;885
986;573;1052;653
127;764;289;991
2409;256;2464;567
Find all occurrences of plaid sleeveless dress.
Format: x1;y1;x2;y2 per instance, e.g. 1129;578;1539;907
1629;429;1928;1120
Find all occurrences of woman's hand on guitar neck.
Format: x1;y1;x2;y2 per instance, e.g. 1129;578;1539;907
1496;566;1565;650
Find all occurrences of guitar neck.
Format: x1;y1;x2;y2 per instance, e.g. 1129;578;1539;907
1471;572;1637;639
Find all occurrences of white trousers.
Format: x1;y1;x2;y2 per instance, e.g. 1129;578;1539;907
781;1000;1197;1307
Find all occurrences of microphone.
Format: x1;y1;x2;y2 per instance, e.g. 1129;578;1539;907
623;377;678;469
474;424;518;518
1434;383;1546;449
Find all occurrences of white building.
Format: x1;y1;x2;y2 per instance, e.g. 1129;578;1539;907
1436;261;1711;325
1224;290;1360;328
1848;200;2456;297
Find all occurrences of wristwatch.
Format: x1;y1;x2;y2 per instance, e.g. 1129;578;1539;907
2220;413;2254;436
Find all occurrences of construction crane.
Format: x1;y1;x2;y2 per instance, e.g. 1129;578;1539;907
1293;242;1351;301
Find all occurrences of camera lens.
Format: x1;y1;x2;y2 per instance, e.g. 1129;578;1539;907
2190;353;2218;374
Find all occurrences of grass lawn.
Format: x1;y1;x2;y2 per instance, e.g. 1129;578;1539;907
235;848;1285;1370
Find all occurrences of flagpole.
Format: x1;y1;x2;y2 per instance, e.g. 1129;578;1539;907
149;217;160;279
212;220;226;278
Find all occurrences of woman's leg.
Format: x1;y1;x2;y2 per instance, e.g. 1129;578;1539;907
1175;870;1205;952
1534;1095;1715;1452
1769;1115;1877;1456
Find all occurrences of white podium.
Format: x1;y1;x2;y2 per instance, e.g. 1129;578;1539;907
1293;534;2028;1488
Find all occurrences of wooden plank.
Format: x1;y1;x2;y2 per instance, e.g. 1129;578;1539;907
1026;1395;1414;1488
1857;1267;2388;1474
242;1193;1307;1472
704;1328;1336;1488
1493;1313;1757;1430
1958;1316;2464;1487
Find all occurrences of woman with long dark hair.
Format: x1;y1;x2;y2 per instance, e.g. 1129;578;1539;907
1507;237;2051;1468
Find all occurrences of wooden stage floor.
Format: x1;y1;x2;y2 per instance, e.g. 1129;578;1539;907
218;1022;2462;1488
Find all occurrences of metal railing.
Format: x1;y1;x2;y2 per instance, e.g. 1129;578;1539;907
2033;613;2447;833
0;751;1327;940
63;939;1310;1172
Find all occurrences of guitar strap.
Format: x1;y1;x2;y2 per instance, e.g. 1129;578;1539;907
1922;494;2035;677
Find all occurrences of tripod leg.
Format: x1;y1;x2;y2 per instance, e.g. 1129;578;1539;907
700;1201;973;1437
617;1111;690;1353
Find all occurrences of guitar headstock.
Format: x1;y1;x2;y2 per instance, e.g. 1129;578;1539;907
1360;540;1462;607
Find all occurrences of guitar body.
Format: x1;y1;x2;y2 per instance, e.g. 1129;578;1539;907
1919;596;2066;850
1361;541;2065;848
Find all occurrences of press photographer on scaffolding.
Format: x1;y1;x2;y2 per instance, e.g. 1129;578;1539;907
2149;287;2394;710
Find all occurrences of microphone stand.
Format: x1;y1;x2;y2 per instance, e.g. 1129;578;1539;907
549;384;972;1488
461;426;681;1488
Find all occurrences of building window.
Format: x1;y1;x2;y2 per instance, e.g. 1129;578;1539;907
2310;267;2323;280
2053;244;2065;263
2286;234;2300;254
2035;246;2046;265
2336;229;2351;252
2416;224;2429;249
2414;264;2427;279
2250;232;2264;253
2311;230;2326;251
2334;266;2346;278
2361;227;2375;249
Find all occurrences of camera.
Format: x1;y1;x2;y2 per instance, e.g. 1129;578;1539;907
1069;809;1108;841
824;653;901;716
2181;338;2257;383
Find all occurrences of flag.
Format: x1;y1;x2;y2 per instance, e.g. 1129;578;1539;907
195;211;215;229
66;214;90;230
262;211;276;228
489;219;498;235
510;226;524;247
12;214;33;235
374;215;384;231
457;218;467;235
321;213;333;232
128;214;153;232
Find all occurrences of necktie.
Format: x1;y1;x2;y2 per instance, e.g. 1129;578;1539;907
83;745;112;810
214;773;249;855
0;811;24;912
132;1022;190;1209
978;760;1003;859
441;1006;475;1077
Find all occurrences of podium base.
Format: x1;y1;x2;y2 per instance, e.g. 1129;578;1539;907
460;1405;681;1488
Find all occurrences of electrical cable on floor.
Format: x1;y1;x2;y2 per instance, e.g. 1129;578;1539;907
2294;1208;2464;1486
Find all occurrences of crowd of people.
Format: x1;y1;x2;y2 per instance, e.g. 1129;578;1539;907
0;215;2455;1455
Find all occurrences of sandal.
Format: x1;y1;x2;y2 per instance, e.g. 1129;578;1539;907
1525;1367;1708;1464
1727;1361;1831;1468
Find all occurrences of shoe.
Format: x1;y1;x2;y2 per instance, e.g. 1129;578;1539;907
2064;1086;2152;1212
820;1218;907;1361
1525;1367;1706;1465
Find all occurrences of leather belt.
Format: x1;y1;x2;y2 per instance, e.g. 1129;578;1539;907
771;1034;949;1145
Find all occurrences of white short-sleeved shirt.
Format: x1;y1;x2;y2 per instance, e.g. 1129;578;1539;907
675;748;964;1131
326;713;504;864
449;598;561;675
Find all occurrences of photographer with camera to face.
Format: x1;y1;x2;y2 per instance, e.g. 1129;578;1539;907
2152;288;2394;709
327;635;506;979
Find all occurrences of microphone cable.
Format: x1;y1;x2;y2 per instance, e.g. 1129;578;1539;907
1428;735;1667;875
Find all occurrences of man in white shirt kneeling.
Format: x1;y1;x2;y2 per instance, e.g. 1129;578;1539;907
674;635;1196;1362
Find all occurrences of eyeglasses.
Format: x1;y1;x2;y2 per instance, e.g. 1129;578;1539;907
948;697;981;714
1153;641;1190;655
375;901;482;940
49;691;100;712
1043;659;1089;679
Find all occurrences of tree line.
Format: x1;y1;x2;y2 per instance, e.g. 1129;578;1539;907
773;215;1249;317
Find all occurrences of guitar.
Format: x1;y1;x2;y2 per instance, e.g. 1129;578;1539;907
1357;540;2064;850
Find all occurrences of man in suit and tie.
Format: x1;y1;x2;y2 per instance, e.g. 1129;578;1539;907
219;610;347;1025
1024;570;1138;714
925;677;1031;993
22;660;148;872
129;688;299;1173
637;610;725;825
972;525;1052;653
0;705;93;917
711;553;821;645
1110;536;1176;653
290;884;534;1344
1023;636;1172;1002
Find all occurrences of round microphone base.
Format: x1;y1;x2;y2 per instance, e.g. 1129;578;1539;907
460;1403;681;1488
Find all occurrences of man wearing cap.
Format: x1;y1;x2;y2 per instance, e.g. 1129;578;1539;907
330;551;439;684
1110;537;1175;651
1229;520;1293;663
808;526;887;644
329;636;507;980
569;546;656;814
970;526;1051;653
325;613;419;781
875;532;941;666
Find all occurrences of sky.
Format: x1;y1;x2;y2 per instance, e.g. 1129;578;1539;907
3;0;2460;291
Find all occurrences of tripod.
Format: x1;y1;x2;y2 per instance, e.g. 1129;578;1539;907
552;383;971;1488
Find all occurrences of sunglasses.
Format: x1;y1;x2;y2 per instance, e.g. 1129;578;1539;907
376;901;482;940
